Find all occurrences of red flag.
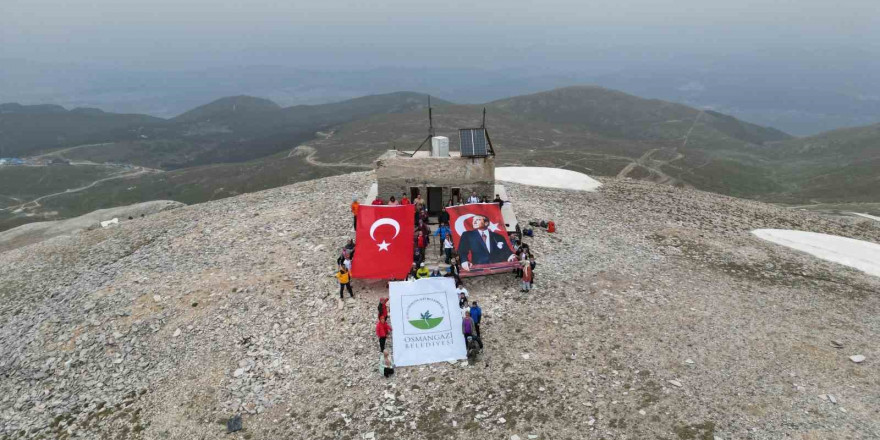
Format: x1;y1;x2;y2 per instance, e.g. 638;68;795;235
351;205;415;279
445;203;519;277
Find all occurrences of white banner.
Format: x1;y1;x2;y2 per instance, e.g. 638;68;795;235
389;278;467;367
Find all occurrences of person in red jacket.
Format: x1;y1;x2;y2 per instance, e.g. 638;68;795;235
376;315;392;352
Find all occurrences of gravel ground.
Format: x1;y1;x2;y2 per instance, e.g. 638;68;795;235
0;171;878;440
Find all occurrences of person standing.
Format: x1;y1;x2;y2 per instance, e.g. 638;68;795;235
469;301;482;338
417;230;427;257
350;196;360;230
439;204;450;225
336;266;354;299
467;191;480;204
379;349;395;378
493;194;504;209
376;316;392;352
462;310;482;349
520;260;532;292
388;196;399;206
400;193;410;205
414;194;424;211
378;297;389;320
443;235;454;264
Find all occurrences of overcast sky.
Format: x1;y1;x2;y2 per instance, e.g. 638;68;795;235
2;0;878;70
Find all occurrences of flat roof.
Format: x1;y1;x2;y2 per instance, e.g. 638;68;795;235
397;150;462;158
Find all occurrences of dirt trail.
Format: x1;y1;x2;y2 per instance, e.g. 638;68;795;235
288;145;371;169
6;167;159;212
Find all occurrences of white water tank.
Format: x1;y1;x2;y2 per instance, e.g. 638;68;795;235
431;136;449;157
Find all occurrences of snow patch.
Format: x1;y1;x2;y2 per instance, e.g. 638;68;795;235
496;167;602;192
752;229;880;277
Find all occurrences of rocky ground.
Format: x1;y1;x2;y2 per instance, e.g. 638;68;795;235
0;171;878;440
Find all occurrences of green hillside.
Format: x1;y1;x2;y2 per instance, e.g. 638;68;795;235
2;86;877;233
759;123;880;203
0;104;162;157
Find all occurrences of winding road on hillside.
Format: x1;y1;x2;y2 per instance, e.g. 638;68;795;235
288;145;372;169
615;111;702;183
3;167;159;213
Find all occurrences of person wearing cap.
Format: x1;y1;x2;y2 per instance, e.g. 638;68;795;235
416;262;430;279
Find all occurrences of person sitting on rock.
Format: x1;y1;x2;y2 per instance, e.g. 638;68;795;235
379;349;395;378
416;262;430;279
406;264;418;281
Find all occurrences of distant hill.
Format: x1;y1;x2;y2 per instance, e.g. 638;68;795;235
2;86;878;233
489;86;791;144
760;123;880;203
0;91;443;169
0;104;161;157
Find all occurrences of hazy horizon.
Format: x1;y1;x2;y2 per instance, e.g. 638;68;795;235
2;0;879;135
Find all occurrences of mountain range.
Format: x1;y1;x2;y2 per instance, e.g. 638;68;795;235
1;86;877;232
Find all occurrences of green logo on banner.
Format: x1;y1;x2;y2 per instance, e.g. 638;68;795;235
409;310;444;329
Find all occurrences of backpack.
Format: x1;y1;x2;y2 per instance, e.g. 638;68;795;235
524;228;533;237
539;220;548;228
547;221;555;233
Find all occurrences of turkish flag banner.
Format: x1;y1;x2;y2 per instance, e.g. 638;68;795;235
445;203;519;277
351;205;415;279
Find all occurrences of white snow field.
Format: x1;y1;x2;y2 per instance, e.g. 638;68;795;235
495;167;602;191
752;229;880;277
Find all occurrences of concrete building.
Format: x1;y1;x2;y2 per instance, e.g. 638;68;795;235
375;134;496;215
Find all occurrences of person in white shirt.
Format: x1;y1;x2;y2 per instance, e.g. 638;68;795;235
467;191;481;204
443;235;454;264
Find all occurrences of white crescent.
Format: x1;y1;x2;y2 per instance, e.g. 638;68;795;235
454;214;476;237
369;218;400;241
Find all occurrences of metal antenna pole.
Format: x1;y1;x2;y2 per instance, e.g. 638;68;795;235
481;107;486;128
428;96;435;137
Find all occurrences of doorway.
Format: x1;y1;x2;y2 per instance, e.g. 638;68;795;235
451;188;461;205
427;187;443;215
410;187;420;202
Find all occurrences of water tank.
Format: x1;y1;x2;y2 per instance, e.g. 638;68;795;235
431;136;449;157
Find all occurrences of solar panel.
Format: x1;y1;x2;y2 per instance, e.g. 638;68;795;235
459;128;488;157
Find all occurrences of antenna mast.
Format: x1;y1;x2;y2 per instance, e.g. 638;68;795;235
409;95;435;157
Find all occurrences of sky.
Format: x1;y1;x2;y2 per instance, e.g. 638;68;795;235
1;0;879;134
2;0;878;70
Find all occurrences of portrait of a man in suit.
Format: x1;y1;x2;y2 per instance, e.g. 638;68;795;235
457;215;516;271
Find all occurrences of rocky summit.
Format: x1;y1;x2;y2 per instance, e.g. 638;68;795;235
1;171;878;439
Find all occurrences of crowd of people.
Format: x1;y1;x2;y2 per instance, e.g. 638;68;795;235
339;190;539;377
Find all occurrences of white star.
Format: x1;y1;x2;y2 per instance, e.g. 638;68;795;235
488;221;500;232
377;240;391;251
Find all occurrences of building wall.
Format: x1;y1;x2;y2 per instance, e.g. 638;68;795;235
375;153;495;208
